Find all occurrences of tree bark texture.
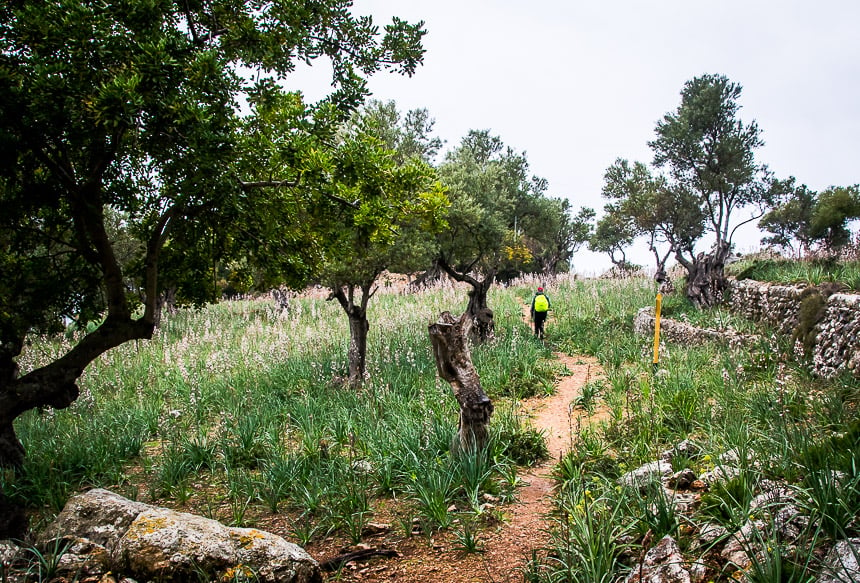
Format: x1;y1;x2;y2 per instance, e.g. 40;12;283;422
347;314;369;387
331;282;374;387
465;277;495;343
683;241;731;309
428;311;494;453
435;258;495;343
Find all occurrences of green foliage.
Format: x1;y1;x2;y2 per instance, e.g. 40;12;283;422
600;74;777;302
809;185;860;251
760;181;860;255
573;380;605;414
759;180;818;255
471;304;559;399
597;159;703;276
698;473;758;529
539;466;633;583
452;514;485;553
8;285;545;543
588;208;637;270
629;481;682;540
436;130;585;281
0;0;429;477
8;273;860;578
740;519;820;583
344;99;443;165
793;288;828;358
21;537;70;582
492;409;550;467
800;459;860;538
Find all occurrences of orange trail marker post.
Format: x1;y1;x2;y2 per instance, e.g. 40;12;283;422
652;292;662;372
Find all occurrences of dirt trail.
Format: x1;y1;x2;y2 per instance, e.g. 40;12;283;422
470;351;607;581
315;316;610;582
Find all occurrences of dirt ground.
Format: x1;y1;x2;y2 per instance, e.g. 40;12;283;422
302;346;609;583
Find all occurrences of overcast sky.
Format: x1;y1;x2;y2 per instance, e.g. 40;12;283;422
290;0;860;274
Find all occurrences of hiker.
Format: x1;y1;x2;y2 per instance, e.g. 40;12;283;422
530;286;551;339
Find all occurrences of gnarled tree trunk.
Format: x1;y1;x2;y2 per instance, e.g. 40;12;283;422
436;258;496;343
428;311;494;453
682;241;731;309
464;275;495;343
0;315;155;538
407;262;444;292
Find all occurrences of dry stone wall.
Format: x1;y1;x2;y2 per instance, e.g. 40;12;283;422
726;279;860;379
813;292;860;378
726;279;806;335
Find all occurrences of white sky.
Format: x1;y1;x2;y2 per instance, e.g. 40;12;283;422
288;0;860;274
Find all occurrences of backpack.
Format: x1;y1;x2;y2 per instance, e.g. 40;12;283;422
534;294;549;313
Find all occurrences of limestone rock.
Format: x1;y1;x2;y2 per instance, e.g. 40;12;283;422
0;539;19;564
816;538;860;583
668;469;697;490
697;523;729;546
659;440;701;464
124;508;319;582
619;461;673;492
624;535;691;583
55;536;112;578
720;520;766;571
40;488;321;583
749;485;795;512
699;465;740;486
39;488;150;552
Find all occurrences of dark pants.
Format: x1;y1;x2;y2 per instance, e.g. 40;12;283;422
534;311;547;338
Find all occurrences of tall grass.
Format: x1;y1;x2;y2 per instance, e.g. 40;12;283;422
9;273;860;583
536;275;859;582
729;256;860;291
8;280;553;541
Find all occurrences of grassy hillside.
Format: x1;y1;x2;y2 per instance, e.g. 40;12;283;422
10;282;556;536
7;276;859;582
728;255;860;291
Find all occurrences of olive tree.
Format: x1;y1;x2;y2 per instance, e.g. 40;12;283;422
649;74;776;307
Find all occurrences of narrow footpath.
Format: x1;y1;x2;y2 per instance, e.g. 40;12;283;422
317;315;609;582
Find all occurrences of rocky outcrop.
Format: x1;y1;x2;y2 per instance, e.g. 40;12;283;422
619;461;674;492
37;488;321;583
617;440;858;583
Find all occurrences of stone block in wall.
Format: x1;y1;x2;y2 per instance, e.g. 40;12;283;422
727;280;860;379
813;293;860;378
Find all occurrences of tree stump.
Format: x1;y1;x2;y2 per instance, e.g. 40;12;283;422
428;311;494;453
